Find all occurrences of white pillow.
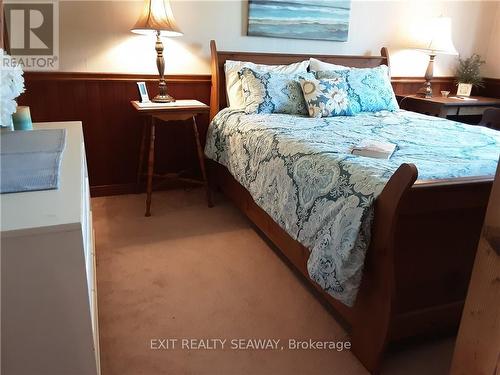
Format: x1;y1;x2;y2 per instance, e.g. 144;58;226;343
224;59;309;109
309;57;350;72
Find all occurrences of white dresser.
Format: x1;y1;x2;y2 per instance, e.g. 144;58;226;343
1;122;100;375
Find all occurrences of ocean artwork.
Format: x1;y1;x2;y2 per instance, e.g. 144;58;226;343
247;0;351;42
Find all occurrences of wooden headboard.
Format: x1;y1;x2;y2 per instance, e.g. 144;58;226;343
209;39;390;120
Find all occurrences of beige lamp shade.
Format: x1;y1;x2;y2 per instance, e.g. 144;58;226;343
413;16;457;98
419;17;458;55
131;0;183;36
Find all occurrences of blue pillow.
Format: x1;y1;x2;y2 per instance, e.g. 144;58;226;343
315;65;399;113
239;67;314;115
299;77;353;117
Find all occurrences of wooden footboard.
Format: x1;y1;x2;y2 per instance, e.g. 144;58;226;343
391;179;492;338
207;160;492;374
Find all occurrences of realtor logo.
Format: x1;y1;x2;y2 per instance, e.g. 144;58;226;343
4;1;59;70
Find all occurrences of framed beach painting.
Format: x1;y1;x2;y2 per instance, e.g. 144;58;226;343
247;0;351;42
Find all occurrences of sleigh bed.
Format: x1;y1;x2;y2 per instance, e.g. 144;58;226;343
205;40;497;374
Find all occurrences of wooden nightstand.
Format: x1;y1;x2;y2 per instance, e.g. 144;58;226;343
398;95;500;119
131;100;213;216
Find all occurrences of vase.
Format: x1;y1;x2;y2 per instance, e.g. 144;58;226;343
12;106;33;131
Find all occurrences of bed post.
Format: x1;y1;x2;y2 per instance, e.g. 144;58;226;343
210;40;220;121
381;47;391;77
351;163;417;374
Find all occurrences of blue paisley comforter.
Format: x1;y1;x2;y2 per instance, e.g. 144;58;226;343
205;109;500;306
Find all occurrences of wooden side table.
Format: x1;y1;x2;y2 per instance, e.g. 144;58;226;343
131;100;213;216
398;95;500;119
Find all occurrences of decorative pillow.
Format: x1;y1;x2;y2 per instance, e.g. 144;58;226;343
309;57;350;72
239;68;314;115
224;60;309;109
315;65;399;113
299;77;352;118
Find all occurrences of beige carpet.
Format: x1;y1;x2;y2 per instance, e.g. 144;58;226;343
92;189;454;375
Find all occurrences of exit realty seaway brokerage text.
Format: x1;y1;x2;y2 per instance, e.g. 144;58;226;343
150;338;351;351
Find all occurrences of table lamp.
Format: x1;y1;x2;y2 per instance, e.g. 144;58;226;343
131;0;182;103
416;17;458;98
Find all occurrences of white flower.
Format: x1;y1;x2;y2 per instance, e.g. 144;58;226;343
328;87;349;114
325;76;343;85
1;49;25;127
318;102;330;117
301;79;322;101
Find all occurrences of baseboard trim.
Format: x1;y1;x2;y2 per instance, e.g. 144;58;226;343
90;184;138;197
90;180;204;197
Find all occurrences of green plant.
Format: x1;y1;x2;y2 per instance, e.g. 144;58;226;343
455;54;485;87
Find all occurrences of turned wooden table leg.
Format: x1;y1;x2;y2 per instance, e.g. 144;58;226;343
136;119;147;192
145;116;156;217
192;115;214;207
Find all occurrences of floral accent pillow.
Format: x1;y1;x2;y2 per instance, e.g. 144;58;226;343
299;77;352;118
239;68;314;115
315;65;399;113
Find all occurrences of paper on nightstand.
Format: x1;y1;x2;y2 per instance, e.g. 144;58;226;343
448;96;478;101
134;100;207;108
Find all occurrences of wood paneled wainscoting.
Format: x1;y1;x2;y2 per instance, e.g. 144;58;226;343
19;72;211;196
391;76;455;97
477;78;500;98
18;73;497;197
393;77;500;99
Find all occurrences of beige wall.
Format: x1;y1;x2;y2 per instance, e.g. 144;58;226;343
59;0;500;77
483;4;500;78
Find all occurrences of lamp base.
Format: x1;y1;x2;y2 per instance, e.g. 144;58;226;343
416;82;433;98
152;93;176;103
416;53;435;98
151;31;175;104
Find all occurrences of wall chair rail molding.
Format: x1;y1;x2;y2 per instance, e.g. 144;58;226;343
18;72;498;197
22;72;210;83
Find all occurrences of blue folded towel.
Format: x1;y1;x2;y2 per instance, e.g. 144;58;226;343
1;129;66;194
